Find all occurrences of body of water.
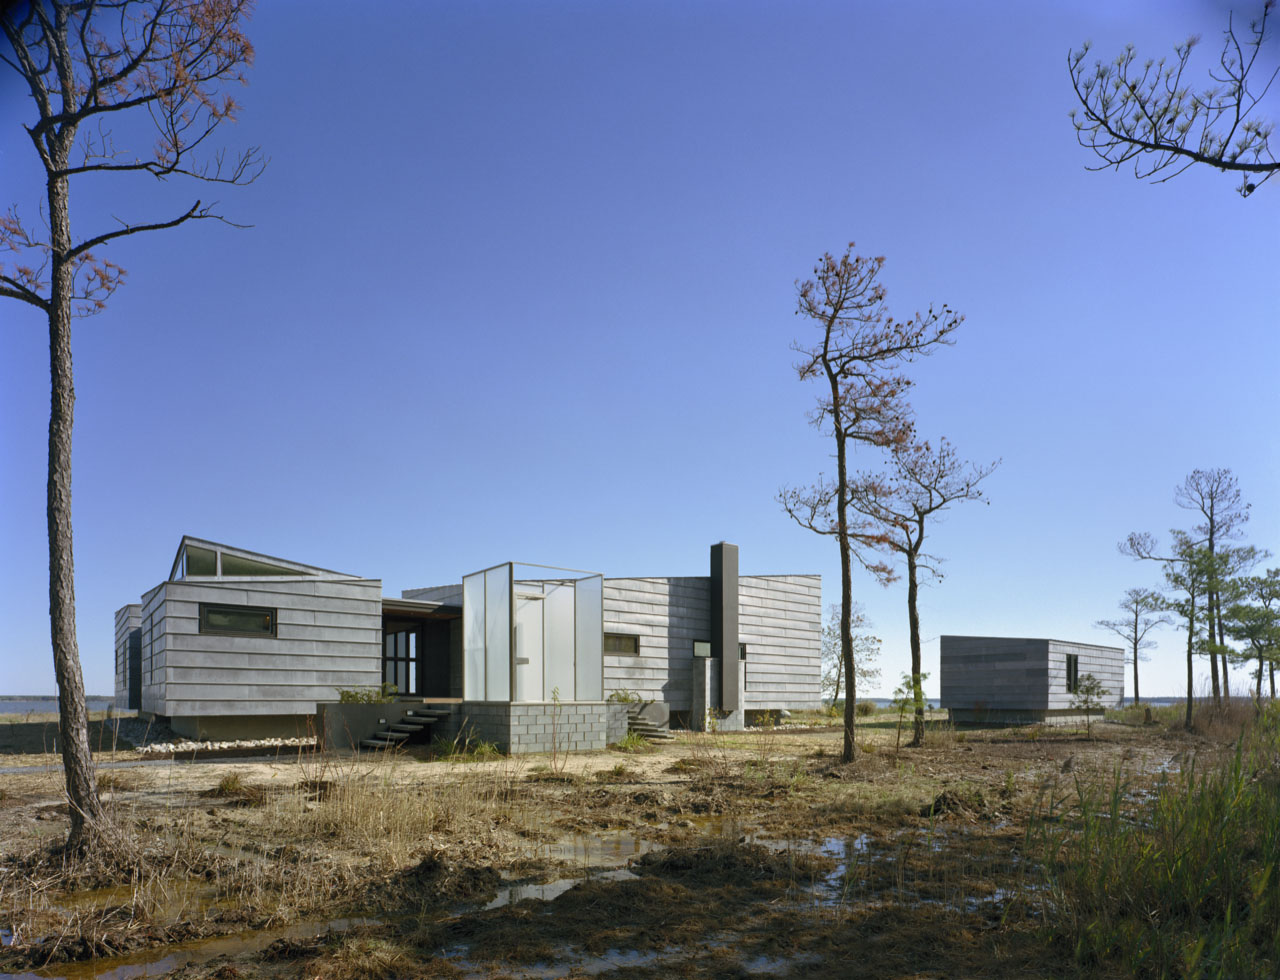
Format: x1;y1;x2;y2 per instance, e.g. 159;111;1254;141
0;697;115;716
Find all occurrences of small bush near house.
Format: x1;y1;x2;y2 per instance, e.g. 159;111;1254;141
613;731;654;754
855;700;876;717
337;684;398;704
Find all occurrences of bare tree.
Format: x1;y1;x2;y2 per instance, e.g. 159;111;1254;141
1095;587;1170;705
1175;468;1251;700
845;438;997;747
779;244;962;764
1;0;261;854
1069;2;1279;196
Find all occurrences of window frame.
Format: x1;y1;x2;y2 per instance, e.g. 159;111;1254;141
603;633;640;656
198;602;278;638
1065;653;1080;694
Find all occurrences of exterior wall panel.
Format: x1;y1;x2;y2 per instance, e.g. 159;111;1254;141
148;577;382;724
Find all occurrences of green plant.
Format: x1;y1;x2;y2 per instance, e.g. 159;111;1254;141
1033;709;1280;978
606;689;642;704
337;683;398;704
1070;673;1110;738
613;731;653;754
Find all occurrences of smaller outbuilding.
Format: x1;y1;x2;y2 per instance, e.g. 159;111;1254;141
939;636;1124;726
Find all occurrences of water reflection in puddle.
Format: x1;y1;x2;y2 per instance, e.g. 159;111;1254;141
541;831;656;867
485;868;639;910
0;918;376;980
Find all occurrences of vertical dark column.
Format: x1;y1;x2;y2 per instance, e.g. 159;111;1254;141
128;628;142;710
711;542;740;711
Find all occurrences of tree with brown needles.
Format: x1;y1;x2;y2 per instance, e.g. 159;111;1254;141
1095;588;1171;706
779;244;962;763
1069;2;1279;196
845;438;997;747
1;0;262;855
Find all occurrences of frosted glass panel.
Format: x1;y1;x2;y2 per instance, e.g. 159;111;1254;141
463;572;485;699
575;575;603;701
544;583;576;699
515;594;544;701
485;566;511;701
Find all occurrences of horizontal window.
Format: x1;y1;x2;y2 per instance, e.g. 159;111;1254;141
604;633;639;655
199;603;277;637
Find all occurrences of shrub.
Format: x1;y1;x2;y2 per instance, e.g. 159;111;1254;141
337;683;398;704
613;731;653;754
607;689;643;704
855;700;875;717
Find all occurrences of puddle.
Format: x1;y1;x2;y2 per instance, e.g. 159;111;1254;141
54;880;218;918
485;868;639;910
445;944;665;978
541;831;656;868
0;917;376;980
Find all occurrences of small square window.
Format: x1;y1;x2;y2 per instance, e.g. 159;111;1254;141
693;640;711;659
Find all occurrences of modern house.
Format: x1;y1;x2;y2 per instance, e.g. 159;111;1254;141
114;536;821;750
939;635;1124;726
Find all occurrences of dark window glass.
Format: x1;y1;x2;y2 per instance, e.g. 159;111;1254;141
1066;654;1080;693
199;603;276;637
185;546;217;576
603;633;639;655
739;643;747;661
220;553;297;576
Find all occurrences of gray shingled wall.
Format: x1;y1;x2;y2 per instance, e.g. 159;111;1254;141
739;574;822;710
603;576;708;711
940;636;1125;715
143;577;383;720
1047;640;1125;708
114;604;141;710
602;573;821;715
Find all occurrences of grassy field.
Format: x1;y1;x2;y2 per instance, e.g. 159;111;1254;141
0;701;1273;979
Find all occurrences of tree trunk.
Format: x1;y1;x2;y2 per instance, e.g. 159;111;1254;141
1131;630;1140;706
47;154;106;855
830;367;856;765
1257;649;1264;700
1207;629;1221;702
1184;592;1196;732
1271;661;1276;700
906;544;924;748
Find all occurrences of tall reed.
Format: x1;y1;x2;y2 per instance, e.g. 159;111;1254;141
1032;706;1280;979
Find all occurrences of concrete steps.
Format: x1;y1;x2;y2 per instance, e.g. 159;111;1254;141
626;705;675;742
359;706;453;751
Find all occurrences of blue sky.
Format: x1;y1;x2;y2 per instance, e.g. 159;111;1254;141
1;0;1276;698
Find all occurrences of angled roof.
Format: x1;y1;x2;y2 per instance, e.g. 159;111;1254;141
168;535;363;581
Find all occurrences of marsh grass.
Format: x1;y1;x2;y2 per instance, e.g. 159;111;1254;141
1033;705;1280;979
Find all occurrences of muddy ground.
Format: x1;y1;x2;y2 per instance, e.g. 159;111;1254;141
0;714;1222;979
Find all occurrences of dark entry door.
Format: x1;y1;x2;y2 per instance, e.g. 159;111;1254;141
382;624;420;695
